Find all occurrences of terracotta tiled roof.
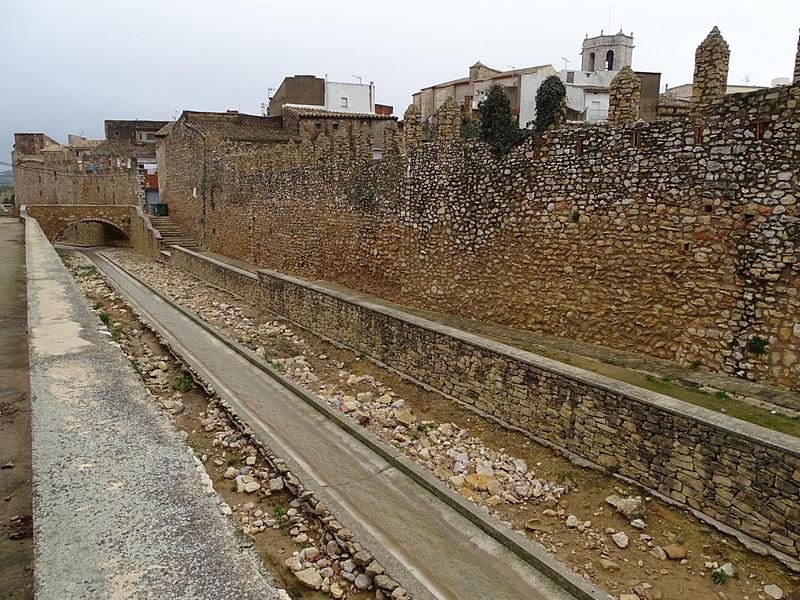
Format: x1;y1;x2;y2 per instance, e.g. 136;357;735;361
186;121;298;142
283;107;395;120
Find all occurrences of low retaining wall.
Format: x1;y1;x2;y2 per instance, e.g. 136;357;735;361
129;207;163;260
169;246;800;563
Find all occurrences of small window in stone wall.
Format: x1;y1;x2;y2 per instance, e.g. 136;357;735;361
682;241;692;253
532;146;540;159
315;122;322;130
693;124;704;145
752;121;768;141
575;139;583;156
631;131;642;148
332;122;339;130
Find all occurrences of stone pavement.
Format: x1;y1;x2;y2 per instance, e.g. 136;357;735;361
24;215;283;599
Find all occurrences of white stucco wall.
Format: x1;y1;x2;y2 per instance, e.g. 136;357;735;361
324;81;374;113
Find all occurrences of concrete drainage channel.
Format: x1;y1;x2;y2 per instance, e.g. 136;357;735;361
86;249;608;600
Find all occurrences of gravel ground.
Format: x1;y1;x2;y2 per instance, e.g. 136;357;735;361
25;219;285;599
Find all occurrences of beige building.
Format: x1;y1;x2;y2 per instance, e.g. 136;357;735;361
412;62;556;123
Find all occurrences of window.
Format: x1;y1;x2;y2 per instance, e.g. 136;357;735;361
146;133;155;140
315;122;322;130
631;131;642;148
340;97;348;108
752;121;767;141
606;50;614;71
575;139;583;156
332;122;339;130
693;124;704;145
566;71;575;84
588;52;596;71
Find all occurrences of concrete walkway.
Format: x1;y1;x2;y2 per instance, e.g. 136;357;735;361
87;249;596;600
25;217;282;599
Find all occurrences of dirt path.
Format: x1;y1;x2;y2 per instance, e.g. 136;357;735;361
0;217;33;599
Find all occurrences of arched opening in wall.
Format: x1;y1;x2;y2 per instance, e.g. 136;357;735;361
54;220;129;248
606;50;615;70
588;52;596;71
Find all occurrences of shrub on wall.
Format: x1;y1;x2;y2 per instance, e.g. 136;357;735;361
533;75;567;132
478;85;527;158
460;114;480;140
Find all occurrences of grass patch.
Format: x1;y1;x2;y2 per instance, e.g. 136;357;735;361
714;390;730;401
99;312;110;326
75;265;99;278
172;373;193;392
110;326;123;341
272;505;286;518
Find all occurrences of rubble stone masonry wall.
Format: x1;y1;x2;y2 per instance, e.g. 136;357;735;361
168;246;800;561
161;82;800;391
13;161;140;207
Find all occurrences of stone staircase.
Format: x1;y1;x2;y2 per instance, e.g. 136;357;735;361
148;215;201;251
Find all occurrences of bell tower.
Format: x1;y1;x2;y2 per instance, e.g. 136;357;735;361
581;30;635;72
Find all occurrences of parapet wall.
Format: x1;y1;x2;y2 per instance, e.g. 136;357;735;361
13;159;141;207
168;245;800;563
162;82;800;390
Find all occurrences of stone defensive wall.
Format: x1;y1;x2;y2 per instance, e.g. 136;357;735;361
13;160;141;207
167;245;800;565
161;82;800;391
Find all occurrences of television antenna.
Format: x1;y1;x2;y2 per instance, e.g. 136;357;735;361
561;57;571;70
352;75;362;84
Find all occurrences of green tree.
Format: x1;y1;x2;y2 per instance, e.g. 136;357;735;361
478;85;526;157
533;75;566;132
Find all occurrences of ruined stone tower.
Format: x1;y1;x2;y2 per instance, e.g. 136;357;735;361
581;30;634;71
691;27;730;109
608;66;641;125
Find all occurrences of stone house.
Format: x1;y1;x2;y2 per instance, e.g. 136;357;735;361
282;106;396;157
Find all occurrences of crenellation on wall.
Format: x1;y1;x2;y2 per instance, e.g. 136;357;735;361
608;66;641;125
435;97;461;142
382;120;401;158
795;29;800;83
402;104;423;150
691;26;731;112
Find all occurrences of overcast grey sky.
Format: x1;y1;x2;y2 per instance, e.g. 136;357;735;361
2;0;799;164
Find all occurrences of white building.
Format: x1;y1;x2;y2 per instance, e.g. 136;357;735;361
519;69;617;126
267;75;376;117
324;80;375;113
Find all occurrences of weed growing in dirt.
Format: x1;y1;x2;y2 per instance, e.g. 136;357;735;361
99;312;110;326
172;373;193;392
272;505;286;518
714;390;730;401
711;570;728;585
